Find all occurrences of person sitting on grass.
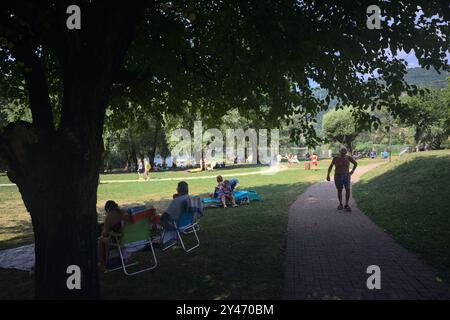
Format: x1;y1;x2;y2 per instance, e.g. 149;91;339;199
98;200;129;271
219;179;238;208
210;175;224;198
158;181;191;231
210;176;239;198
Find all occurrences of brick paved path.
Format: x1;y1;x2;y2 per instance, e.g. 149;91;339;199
284;163;450;299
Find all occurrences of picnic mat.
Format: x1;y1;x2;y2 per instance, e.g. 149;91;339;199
0;241;151;272
0;244;35;271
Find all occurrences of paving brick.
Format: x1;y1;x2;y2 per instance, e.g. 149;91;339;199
283;164;450;300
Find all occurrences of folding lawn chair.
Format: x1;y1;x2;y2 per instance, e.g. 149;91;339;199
161;205;200;253
107;208;157;275
186;195;203;232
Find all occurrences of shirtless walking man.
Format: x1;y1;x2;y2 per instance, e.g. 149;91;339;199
326;147;358;212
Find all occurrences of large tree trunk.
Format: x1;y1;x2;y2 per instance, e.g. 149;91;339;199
0;3;144;299
2;122;102;299
148;124;161;168
414;127;423;150
124;151;130;171
131;150;138;172
148;148;156;169
31;162;101;299
201;149;205;170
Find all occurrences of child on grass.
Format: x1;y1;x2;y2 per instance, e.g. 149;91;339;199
219;180;238;208
210;175;224;198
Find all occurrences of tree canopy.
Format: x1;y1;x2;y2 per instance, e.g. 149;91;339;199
1;1;449;143
400;85;450;149
322;107;359;151
0;1;449;299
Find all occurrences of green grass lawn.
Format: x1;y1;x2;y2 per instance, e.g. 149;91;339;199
0;165;265;184
100;164;270;181
353;150;450;283
0;163;323;299
0;158;383;299
0;173;12;184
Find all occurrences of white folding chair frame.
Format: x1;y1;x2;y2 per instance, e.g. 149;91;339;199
107;235;158;276
161;221;200;253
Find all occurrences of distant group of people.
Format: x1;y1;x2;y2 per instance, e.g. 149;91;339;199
286;153;299;163
285;151;319;170
351;149;390;160
302;151;319;170
137;159;152;180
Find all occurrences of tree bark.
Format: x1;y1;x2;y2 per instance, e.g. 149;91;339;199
1;122;101;299
124;151;130;171
149;123;161;168
131;149;138;172
414;127;423;149
201;149;206;170
0;2;144;299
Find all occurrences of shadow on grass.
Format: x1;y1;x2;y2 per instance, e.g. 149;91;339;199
353;154;450;283
99;181;311;300
0;180;312;300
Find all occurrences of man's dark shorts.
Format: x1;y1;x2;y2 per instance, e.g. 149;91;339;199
334;173;351;190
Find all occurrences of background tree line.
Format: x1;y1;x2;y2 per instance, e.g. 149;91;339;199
321;78;450;153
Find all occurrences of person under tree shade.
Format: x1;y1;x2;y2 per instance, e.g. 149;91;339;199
97;201;129;271
326;147;358;212
158;181;190;230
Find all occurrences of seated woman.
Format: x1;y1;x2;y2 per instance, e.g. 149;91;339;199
219;180;238;208
159;181;190;230
98;200;129;271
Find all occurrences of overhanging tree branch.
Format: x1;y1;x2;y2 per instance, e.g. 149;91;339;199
11;42;55;131
0;8;55;131
58;2;145;133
